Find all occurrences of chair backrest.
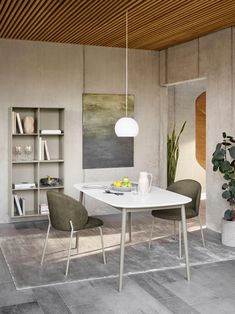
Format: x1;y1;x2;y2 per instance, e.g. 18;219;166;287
167;179;201;216
47;191;88;231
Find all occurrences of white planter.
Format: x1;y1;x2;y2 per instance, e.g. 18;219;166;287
221;219;235;247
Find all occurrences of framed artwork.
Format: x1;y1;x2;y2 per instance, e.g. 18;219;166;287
83;93;134;169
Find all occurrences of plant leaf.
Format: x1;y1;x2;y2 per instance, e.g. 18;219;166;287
229;146;235;159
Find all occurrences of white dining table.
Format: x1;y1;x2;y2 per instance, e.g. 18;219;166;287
74;182;192;292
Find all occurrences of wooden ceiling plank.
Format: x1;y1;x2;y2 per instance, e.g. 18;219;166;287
134;2;235;49
59;0;178;45
68;0;177;45
28;0;83;40
0;0;16;33
2;0;29;37
96;0;223;47
152;15;235;50
35;0;106;41
0;0;12;18
11;0;48;38
44;0;132;43
118;0;234;47
18;0;63;39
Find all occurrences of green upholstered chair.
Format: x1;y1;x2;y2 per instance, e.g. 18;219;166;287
149;179;205;258
41;191;106;277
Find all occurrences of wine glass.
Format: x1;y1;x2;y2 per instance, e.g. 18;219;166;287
14;145;23;161
24;145;33;160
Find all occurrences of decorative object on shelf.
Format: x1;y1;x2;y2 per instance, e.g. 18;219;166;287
23;116;34;134
167;121;186;186
14;145;23;161
115;11;139;137
83;93;134;169
212;132;235;246
24;145;33;160
40;176;62;187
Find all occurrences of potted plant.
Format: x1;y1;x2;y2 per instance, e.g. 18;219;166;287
212;132;235;246
167;121;186;186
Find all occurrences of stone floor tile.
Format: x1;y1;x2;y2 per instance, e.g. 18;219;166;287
33;286;71;314
0;282;35;307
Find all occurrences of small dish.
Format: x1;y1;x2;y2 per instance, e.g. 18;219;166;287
110;185;132;192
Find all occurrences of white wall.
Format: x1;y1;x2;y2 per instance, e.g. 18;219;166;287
160;27;235;232
0;39;167;222
168;81;206;192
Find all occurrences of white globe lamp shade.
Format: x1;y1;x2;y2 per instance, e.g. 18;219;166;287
115;117;139;137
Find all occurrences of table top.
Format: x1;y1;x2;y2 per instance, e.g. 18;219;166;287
74;182;191;209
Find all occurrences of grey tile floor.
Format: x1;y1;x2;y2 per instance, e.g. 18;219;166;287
0;213;235;314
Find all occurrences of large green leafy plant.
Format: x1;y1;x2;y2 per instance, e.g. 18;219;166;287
167;121;186;186
212;132;235;221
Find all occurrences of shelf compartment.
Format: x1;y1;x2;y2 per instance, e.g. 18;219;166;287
12;190;39;217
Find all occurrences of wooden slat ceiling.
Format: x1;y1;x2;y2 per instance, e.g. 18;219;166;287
1;0;235;50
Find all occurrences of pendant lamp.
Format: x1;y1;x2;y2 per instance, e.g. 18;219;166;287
115;11;139;137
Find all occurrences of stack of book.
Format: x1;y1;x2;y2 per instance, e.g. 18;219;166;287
13;194;25;216
12;111;23;134
40;129;63;135
39;137;50;160
39;204;49;215
13;182;36;189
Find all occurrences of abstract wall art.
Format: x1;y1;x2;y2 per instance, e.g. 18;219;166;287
83;93;134;169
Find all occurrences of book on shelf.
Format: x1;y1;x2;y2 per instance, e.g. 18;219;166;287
44;141;50;160
39;137;44;160
39;137;51;160
13;182;36;189
40;129;62;135
14;194;23;216
12;111;17;133
19;197;26;215
16;113;23;134
39;204;49;215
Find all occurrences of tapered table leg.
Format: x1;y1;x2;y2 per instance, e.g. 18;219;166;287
181;204;190;281
119;208;127;292
128;212;132;242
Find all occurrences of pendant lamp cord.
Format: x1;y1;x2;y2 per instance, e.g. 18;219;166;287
125;10;128;117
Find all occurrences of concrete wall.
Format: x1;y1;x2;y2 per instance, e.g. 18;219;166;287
0;39;167;222
168;81;206;193
160;27;235;232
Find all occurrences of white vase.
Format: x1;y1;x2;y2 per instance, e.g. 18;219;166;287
23;116;34;134
138;172;153;196
221;219;235;247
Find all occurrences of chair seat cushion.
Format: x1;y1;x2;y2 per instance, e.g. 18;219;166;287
152;208;196;220
79;216;103;230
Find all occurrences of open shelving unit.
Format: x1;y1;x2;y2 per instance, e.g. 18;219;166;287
9;107;64;220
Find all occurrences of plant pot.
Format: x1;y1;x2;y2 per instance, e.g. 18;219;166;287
221;218;235;247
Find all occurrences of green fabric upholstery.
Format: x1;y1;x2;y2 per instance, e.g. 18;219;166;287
152;179;201;221
81;217;103;230
47;191;89;231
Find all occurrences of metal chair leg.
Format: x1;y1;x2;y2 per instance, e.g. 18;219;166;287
99;227;106;264
65;221;74;277
179;221;182;259
75;232;79;253
198;215;206;248
148;217;155;249
173;220;177;240
41;218;51;266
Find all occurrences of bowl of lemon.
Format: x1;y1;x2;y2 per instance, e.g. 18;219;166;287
111;176;133;192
